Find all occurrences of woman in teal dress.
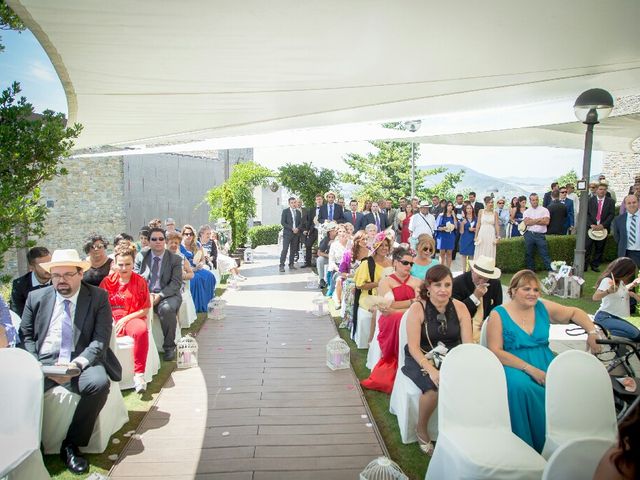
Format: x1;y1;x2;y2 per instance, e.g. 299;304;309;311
410;234;439;280
486;270;600;452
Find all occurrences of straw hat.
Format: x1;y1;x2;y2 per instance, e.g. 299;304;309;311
325;221;338;231
372;231;391;252
588;228;608;241
419;201;430;208
469;255;501;279
40;249;91;273
518;221;527;234
324;191;337;200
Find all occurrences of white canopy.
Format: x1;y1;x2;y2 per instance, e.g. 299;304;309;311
8;0;640;149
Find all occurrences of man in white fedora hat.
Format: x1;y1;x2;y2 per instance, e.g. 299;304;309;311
20;249;121;475
453;255;503;343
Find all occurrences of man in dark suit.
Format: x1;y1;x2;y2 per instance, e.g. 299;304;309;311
302;194;324;267
613;194;640;267
343;199;365;231
559;187;575;234
134;227;183;359
452;255;503;342
585;183;616;272
542;182;559;208
279;197;303;272
317;191;344;224
468;192;484;216
384;199;397;233
20;249;121;474
363;201;388;232
10;246;52;317
546;191;568;235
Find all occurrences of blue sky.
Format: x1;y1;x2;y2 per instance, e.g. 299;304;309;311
1;28;602;179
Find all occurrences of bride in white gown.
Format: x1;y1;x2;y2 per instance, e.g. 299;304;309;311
473;196;501;260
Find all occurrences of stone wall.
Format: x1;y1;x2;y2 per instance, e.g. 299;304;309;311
602;93;640;203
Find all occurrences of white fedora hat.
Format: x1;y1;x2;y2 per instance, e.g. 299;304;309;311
588;228;608;241
469;255;502;279
40;249;91;273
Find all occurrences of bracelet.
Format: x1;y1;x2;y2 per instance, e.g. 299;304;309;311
521;364;528;372
587;329;598;335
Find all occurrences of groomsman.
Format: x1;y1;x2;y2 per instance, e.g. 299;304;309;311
302;194;323;268
343;199;365;231
612;194;640;267
10;246;52;317
317;191;344;224
279;197;302;272
363;201;388;232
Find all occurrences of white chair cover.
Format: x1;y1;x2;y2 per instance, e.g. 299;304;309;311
352;307;372;349
426;344;546;480
178;283;197;328
9;311;21;330
365;311;382;370
542;350;617;459
112;320;160;390
0;349;49;480
389;312;437;444
151;309;182;353
542;437;614;480
41;378;129;454
479;318;489;347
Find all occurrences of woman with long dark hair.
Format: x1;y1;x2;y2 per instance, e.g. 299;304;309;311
458;204;477;272
510;195;527;237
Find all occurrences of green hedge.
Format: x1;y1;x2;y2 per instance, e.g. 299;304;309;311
495;234;618;273
247;224;282;248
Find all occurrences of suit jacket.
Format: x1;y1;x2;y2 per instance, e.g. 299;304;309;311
317;203;344;223
280;207;302;237
303;205;322;232
561;197;575;229
134;249;183;300
587;196;615;231
472;202;484;216
386;208;398;231
547;200;568;235
452;271;503;320
10;272;51;317
19;282;122;381
542;191;553;208
363;212;388;231
612;212;638;258
343;210;365;231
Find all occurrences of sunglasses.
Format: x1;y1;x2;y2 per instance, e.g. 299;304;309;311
436;312;448;334
422;247;432;252
183;232;194;236
150;237;165;241
398;260;414;267
90;244;106;250
559;191;567;194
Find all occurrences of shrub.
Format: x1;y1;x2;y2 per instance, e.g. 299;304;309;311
496;234;618;273
247;224;282;248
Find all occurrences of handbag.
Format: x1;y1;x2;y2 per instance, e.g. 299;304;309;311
420;311;449;371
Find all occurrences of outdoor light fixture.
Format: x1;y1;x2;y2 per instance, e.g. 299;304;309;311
403;120;422;198
572;88;614;279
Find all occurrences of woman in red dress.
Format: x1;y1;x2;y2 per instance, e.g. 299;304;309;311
361;246;422;393
399;204;413;244
99;241;151;393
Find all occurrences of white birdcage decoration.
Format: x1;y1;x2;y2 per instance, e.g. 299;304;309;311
228;276;239;290
243;243;254;263
326;336;350;370
176;334;199;369
312;294;328;316
207;298;225;320
306;274;319;289
360;457;408;480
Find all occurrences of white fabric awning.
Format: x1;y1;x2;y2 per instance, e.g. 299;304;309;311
8;0;640;149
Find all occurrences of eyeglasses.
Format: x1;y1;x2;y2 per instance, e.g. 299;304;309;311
398;260;414;267
183;232;194;237
497;201;505;204
559;191;567;194
90;244;106;250
150;237;165;241
422;247;432;252
436;312;448;334
51;271;80;281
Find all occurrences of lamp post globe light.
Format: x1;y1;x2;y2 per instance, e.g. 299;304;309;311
572;88;614;279
403;120;422;198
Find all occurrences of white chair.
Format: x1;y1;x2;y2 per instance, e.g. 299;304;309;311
9;310;21;331
352;307;372;349
178;283;197;328
151;308;182;353
0;349;50;480
365;311;382;370
389;312;437;444
112;320;160;390
479;317;489;347
426;344;546;480
542;437;614;480
542;350;617;460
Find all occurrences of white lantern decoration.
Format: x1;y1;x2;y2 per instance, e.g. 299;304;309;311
359;457;408;480
244;244;254;263
228;277;239;290
306;274;319;289
176;335;199;369
326;336;350;371
207;298;225;320
312;294;328;316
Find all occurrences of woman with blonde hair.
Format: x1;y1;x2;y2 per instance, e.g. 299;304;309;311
410;234;439;280
180;224;216;312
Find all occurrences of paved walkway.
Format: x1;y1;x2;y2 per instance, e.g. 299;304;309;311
109;245;386;479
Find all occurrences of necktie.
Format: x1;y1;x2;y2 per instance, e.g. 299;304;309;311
329;204;333;221
596;199;603;223
58;299;73;364
375;213;380;231
630;214;637;246
291;208;296;229
149;256;160;291
352;212;356;224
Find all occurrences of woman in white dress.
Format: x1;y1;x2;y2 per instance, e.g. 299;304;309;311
473;196;501;260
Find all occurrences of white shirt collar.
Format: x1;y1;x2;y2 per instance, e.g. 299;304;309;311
56;289;80;308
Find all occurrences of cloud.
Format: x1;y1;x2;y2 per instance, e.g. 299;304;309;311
27;60;57;83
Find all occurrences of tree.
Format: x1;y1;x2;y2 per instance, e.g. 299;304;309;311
341;140;465;202
277;162;339;208
206;161;273;251
556;168;579;187
0;0;25;53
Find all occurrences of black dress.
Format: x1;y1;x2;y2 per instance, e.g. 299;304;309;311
83;258;113;287
401;299;462;393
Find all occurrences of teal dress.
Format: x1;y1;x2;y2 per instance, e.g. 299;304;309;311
410;259;439;281
494;301;555;453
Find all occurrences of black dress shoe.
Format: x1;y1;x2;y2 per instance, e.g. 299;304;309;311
289;264;297;269
279;266;285;272
60;443;89;475
163;348;176;361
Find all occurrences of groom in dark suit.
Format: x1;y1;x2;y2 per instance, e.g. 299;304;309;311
134;227;183;359
20;249;121;474
280;197;303;272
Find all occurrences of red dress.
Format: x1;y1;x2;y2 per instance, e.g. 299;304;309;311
361;274;415;393
401;213;412;244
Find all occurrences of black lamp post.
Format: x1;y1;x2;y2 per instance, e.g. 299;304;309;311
573;88;614;278
403;120;422;198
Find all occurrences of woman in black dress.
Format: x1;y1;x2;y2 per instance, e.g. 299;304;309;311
82;234;113;286
402;264;472;455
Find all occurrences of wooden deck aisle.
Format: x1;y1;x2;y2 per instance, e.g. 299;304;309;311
109;245;386;479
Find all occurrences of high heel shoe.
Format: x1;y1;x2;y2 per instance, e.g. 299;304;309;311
416;431;434;456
